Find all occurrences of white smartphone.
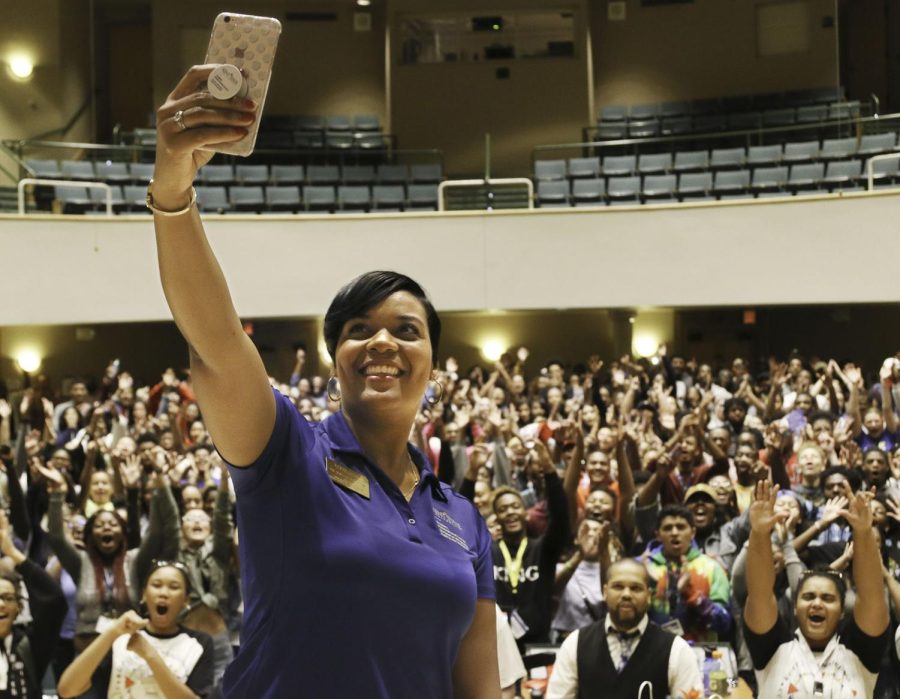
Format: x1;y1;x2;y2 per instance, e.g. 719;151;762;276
202;12;281;157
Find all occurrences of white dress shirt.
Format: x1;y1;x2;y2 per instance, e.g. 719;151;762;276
546;615;703;699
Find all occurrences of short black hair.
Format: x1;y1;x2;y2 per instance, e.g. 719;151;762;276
323;271;441;367
808;410;835;427
136;432;159;447
822;465;862;491
657;504;694;529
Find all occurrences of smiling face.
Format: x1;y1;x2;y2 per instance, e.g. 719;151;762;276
795;575;843;650
144;566;188;633
584;489;615;523
707;475;734;506
493;492;526;538
0;579;19;639
604;561;651;631
334;291;432;421
585;451;612;487
89;471;112;504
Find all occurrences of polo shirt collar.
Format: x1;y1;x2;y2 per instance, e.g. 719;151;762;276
322;410;446;502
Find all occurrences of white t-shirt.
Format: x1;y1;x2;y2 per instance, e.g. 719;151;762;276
745;615;889;699
106;629;208;699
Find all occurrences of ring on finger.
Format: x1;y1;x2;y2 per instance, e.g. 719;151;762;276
173;109;188;131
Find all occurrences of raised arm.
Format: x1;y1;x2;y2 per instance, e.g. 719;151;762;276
880;361;898;434
743;480;782;635
45;479;82;582
841;483;890;637
134;474;180;585
152;66;273;467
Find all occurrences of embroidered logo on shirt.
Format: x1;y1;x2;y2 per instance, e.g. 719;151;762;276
433;508;470;551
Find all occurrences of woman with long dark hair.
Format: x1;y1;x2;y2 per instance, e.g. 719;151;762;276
46;465;179;651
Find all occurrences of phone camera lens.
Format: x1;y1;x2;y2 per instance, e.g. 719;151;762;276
224;15;230;22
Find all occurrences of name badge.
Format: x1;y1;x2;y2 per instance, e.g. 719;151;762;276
660;618;684;636
326;458;370;499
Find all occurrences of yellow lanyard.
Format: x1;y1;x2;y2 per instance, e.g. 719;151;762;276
499;538;529;592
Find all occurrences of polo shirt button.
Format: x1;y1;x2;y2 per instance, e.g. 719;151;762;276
408;518;416;524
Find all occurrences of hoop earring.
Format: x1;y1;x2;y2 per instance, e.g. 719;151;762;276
326;377;341;402
425;379;444;406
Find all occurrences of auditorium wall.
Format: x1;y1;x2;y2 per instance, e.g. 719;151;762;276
0;0;93;185
590;0;840;109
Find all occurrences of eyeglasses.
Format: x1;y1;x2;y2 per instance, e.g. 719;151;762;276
0;594;18;605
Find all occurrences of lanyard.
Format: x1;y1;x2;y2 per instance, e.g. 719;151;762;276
499;538;529;593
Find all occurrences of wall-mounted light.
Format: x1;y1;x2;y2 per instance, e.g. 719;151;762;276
481;339;505;362
356;0;371;6
15;349;42;373
7;54;34;80
632;334;658;359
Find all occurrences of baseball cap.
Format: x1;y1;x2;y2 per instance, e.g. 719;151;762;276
684;484;718;503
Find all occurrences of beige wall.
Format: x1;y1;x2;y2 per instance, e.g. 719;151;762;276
0;0;92;184
152;1;386;123
590;0;840;110
388;0;591;177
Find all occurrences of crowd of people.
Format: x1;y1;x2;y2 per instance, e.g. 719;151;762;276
0;343;899;697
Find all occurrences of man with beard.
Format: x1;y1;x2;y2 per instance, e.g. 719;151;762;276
744;480;889;697
545;558;702;699
491;440;568;646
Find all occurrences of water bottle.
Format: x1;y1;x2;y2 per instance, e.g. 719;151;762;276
701;650;720;694
709;650;729;696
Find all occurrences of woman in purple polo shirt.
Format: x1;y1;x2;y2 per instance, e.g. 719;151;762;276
149;66;500;698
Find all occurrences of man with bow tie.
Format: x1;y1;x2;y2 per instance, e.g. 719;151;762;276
546;558;703;699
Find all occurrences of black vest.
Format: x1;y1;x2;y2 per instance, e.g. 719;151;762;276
575;620;675;699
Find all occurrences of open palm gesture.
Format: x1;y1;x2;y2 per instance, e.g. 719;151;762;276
748;480;786;535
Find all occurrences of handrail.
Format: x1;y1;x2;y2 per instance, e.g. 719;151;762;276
1;138;444;168
0;142;25;183
17;178;113;216
437;178;534;211
29;96;92;141
866;154;900;191
551;111;900;161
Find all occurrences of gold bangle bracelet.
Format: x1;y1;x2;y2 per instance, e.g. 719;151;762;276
146;179;197;216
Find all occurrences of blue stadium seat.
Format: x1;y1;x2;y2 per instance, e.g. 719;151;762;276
713;170;751;195
536;180;570;207
602;155;636;177
94;162;131;184
673;150;709;173
265;186;302;212
410;163;443;184
677;172;713;199
637;153;672;175
857;133;897;157
235;165;270;185
270;165;305;185
342;165;376;185
407;184;439;210
195;186;232;213
819;137;858;161
337;185;371;211
307;165;340;185
823;160;863;190
746;145;783;168
710;148;745;169
571;178;605;206
198;165;235;185
229;186;266;213
61;160;97;181
567;157;601;179
642;174;677;200
376;164;409;184
25;159;61;179
751;166;789;193
371;185;406;211
303;185;337;212
129;163;154;184
606;176;641;202
782;141;820;163
534;160;567;181
599;105;627;122
787;163;825;191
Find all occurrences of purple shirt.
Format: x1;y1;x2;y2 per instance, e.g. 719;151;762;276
223;391;494;698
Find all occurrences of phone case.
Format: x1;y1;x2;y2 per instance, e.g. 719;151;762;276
203;13;281;157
